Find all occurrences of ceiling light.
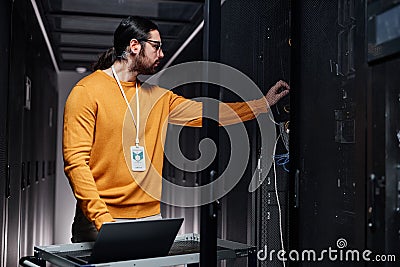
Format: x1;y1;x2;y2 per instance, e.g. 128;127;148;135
75;67;87;73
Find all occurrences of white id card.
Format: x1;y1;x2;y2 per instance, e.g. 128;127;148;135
130;146;146;171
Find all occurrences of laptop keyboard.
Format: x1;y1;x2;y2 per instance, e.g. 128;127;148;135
169;240;200;255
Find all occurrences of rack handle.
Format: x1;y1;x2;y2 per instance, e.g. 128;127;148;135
19;256;44;267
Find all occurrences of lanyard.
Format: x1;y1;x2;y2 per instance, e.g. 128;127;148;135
111;65;140;146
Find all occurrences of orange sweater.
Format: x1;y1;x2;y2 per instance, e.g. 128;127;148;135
63;70;268;230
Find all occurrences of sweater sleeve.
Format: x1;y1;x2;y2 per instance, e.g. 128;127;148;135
168;91;269;127
63;85;114;230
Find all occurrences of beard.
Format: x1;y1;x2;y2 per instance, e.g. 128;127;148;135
128;49;159;75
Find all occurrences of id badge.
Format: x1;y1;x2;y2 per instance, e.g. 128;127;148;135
130;146;146;171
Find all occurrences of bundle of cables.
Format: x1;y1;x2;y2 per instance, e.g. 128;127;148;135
274;152;289;172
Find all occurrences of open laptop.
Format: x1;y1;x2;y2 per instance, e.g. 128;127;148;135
67;218;184;264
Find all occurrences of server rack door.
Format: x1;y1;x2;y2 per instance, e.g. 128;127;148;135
220;4;261;262
0;0;12;265
291;0;367;266
19;4;35;258
5;0;28;265
384;58;400;264
21;2;57;254
220;1;291;267
39;69;57;248
367;58;400;266
4;0;57;264
22;7;42;257
256;2;291;266
367;63;388;264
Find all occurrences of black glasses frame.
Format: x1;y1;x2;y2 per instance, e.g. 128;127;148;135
138;39;162;51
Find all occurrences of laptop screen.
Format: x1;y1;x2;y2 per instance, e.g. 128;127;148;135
88;218;184;263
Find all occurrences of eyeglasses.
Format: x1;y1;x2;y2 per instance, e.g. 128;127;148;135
139;39;162;52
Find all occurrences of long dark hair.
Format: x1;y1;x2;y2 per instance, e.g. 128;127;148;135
92;16;158;70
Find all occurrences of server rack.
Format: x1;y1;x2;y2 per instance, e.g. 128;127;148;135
366;58;400;267
0;0;12;265
3;0;58;266
6;0;29;265
291;0;368;266
220;1;291;266
162;0;292;265
291;0;400;266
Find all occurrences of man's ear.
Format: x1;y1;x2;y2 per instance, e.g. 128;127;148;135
129;39;142;54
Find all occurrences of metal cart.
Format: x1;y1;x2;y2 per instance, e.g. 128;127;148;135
20;233;257;267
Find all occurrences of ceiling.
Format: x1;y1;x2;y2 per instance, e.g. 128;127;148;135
36;0;204;71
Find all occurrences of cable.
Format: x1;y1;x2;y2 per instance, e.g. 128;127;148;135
274;153;289;172
268;112;280;126
272;134;286;267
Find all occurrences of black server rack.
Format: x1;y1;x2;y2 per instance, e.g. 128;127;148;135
291;0;368;266
3;0;58;265
219;0;290;266
6;0;29;265
0;0;12;265
365;2;400;265
367;59;400;266
161;1;291;266
382;59;400;264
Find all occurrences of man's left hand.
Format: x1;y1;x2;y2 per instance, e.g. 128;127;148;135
265;80;290;106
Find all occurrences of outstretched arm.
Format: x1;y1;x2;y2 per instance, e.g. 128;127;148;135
168;80;290;126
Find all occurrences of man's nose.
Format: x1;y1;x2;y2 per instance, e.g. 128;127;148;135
158;48;164;59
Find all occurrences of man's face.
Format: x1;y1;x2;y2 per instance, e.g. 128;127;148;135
130;30;164;75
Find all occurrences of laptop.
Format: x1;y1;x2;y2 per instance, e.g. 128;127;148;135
67;218;184;264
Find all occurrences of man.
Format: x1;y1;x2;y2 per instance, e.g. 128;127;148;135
63;16;289;242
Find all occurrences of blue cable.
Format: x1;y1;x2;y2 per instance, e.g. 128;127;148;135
274;153;289;172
